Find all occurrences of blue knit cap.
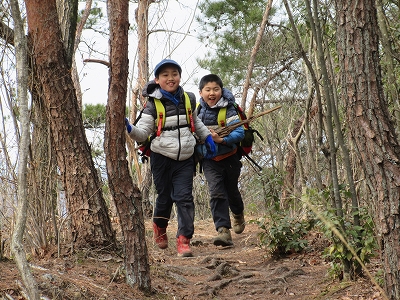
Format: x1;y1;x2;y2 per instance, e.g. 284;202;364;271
154;59;182;77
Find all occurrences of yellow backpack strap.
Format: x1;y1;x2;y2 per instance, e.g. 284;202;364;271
154;98;165;136
184;92;195;132
217;107;227;127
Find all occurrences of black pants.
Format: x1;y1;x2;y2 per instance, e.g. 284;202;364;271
202;154;244;231
151;152;195;239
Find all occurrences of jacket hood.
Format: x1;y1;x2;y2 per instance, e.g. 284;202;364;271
142;80;160;98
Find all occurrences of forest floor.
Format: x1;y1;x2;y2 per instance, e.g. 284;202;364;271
0;218;385;300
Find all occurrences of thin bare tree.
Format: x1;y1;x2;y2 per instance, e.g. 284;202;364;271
241;0;273;115
375;0;400;128
131;0;155;218
10;0;40;298
70;0;93;109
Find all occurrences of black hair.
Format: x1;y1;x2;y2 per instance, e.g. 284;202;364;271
198;74;223;90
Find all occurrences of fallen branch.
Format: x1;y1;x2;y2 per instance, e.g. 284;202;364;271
214;105;282;137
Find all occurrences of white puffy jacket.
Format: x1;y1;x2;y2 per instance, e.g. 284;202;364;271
127;82;211;161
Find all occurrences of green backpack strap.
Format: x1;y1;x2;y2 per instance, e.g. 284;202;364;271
217;107;227;127
197;104;226;127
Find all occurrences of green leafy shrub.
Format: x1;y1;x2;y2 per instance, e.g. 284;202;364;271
320;207;378;280
252;202;316;256
302;186;379;280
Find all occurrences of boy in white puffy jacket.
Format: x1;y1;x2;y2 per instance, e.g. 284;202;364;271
125;59;216;257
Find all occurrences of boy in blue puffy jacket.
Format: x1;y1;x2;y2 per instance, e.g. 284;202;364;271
125;59;216;257
197;74;246;247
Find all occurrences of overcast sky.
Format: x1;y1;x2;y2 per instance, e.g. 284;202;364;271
76;0;210;106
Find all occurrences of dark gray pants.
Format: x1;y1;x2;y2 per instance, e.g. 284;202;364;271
202;154;244;231
151;152;195;239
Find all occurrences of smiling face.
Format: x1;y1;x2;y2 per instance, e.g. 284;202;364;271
199;81;222;107
155;65;181;93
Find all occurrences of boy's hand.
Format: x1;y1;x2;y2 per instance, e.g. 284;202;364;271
125;118;132;133
210;129;224;143
204;135;216;159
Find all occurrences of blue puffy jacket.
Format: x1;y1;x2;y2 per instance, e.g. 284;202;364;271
196;88;244;159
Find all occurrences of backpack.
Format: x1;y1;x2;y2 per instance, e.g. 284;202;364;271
198;102;263;170
133;92;195;162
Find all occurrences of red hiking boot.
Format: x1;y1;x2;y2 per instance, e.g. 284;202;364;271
153;222;168;249
176;235;193;257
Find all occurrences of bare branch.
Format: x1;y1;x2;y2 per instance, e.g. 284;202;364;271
0;21;15;46
215;105;282;137
241;0;273;113
83;58;110;67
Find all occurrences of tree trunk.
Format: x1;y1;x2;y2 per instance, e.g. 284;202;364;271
28;92;59;250
335;0;400;298
281;116;304;207
56;0;78;68
134;0;154;218
26;0;82;253
71;0;93;110
10;0;40;298
375;0;400;129
25;0;115;249
241;0;273;114
106;0;151;291
305;0;351;275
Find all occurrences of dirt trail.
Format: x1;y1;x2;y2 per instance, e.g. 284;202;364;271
0;219;384;299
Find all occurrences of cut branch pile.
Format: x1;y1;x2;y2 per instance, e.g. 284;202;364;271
214;105;282;137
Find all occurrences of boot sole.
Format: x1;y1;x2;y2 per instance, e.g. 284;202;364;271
213;239;233;247
177;252;193;257
233;224;245;234
156;243;168;249
233;228;245;234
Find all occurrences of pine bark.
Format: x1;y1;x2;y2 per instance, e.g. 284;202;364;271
335;0;400;298
106;0;151;290
25;0;115;248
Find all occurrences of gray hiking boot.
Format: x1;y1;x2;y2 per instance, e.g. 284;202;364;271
213;227;233;246
232;213;245;234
